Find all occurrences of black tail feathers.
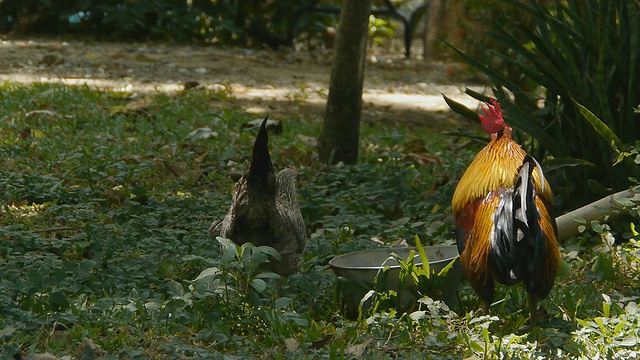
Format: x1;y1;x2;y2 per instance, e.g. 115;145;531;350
247;116;274;192
514;155;538;233
491;155;544;285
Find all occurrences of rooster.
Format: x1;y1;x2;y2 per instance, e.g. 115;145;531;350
210;116;306;276
452;99;560;326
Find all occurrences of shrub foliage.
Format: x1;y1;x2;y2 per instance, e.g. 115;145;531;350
0;0;334;46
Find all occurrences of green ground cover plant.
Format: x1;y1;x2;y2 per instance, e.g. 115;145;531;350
0;82;639;359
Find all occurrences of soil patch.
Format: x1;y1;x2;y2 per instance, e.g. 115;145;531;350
0;38;485;130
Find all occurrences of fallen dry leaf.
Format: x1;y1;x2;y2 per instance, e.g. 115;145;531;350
308;334;334;349
161;160;186;177
110;96;154;116
31;353;59;360
344;337;372;357
297;134;318;148
185;127;218;141
194;151;209;163
183;80;200;90
284;337;299;352
278;145;317;167
406;153;442;166
242;118;283;134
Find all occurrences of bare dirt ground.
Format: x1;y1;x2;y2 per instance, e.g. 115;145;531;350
0;38;485;130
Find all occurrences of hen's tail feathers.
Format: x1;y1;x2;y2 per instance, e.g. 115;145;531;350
247;116;274;193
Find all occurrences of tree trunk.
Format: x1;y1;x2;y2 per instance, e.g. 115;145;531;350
6;0;42;36
423;0;444;60
317;0;373;164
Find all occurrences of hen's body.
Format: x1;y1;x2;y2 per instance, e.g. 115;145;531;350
452;103;560;325
210;117;306;276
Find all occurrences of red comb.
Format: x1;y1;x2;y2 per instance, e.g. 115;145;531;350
479;98;506;134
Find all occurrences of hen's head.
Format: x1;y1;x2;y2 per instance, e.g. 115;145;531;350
479;98;506;134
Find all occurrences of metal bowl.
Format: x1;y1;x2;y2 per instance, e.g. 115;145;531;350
329;245;463;318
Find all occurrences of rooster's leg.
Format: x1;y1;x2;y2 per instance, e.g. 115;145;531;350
482;301;490;315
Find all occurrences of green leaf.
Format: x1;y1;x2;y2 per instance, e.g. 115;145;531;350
618;337;638;347
613;321;625;335
27;268;44;287
194;267;221;281
256;272;281;280
591;221;603;233
414;235;430;277
255;245;282;261
437;257;459;277
358;290;376;319
250;278;267;293
131;186;148;198
573;216;587;224
625;301;638;314
591;254;614;280
595;294;611;318
615;197;636;208
274;297;292;309
166;280;184;296
49;290;70;311
217;236;239;263
482;327;490;342
542;157;597;172
442;94;479;122
470;341;484;353
464;88;491;103
575;102;625;151
576;318;591;328
0;326;16;337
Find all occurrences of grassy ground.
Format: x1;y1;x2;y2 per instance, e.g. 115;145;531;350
0;82;639;359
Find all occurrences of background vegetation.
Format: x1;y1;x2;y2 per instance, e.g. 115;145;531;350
1;0;640;358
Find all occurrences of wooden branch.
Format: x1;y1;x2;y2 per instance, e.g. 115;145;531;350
24;226;77;234
556;188;637;240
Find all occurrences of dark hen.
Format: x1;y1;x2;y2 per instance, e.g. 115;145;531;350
209;116;306;276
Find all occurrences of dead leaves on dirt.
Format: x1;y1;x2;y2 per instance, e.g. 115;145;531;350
241;117;283;134
368;137;443;168
6;109;74;144
184;127;218;141
110;95;154;116
284;334;375;357
403;138;443;167
8;85;443;195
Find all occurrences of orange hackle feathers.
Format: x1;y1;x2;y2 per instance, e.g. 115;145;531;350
452;98;559;328
451;127;552;215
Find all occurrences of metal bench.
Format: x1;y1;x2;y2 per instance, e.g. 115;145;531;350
289;0;431;58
